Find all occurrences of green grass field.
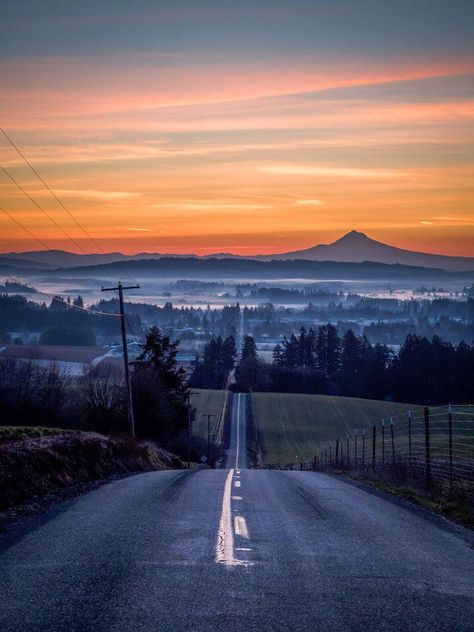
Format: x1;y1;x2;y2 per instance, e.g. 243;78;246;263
252;392;420;466
190;389;227;443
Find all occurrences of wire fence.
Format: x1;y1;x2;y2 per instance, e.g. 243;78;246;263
295;404;474;503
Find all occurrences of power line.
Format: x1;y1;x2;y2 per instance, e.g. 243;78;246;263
0;204;78;269
0;128;118;267
0;270;122;317
0;165;106;269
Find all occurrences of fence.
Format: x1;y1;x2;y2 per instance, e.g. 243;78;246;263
297;404;474;502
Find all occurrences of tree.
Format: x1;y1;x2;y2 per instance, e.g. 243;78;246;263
241;335;257;361
190;335;236;388
73;295;84;309
39;327;97;346
132;326;189;445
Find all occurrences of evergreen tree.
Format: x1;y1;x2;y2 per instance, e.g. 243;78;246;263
132;326;189;445
241;335;257;361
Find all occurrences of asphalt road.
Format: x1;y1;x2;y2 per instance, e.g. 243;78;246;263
1;392;474;631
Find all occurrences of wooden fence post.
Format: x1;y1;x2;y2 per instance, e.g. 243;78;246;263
448;403;453;491
362;429;366;468
382;419;385;470
372;425;376;470
408;411;412;477
424;406;431;488
390;417;395;463
354;430;358;470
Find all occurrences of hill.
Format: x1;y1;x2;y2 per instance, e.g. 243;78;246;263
252;392;419;466
257;231;474;272
190;389;227;443
51;257;470;282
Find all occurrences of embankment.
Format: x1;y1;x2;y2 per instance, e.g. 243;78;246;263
0;431;180;513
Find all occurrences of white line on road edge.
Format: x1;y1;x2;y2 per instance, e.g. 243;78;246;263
234;516;250;539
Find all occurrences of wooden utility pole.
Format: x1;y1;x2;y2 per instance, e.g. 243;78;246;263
203;413;216;463
101;282;140;437
186;391;199;469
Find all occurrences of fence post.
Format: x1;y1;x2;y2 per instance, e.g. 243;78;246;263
329;445;332;467
448;403;453;491
382;419;385;470
325;447;328;468
340;438;344;469
408;411;412;477
424;406;431;488
372;425;376;470
335;439;339;467
390;417;395;463
354;431;358;470
362;429;366;468
346;435;350;468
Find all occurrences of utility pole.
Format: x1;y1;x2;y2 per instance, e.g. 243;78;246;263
203;413;216;463
101;282;140;437
186;391;199;469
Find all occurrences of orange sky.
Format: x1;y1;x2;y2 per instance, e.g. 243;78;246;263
1;49;473;256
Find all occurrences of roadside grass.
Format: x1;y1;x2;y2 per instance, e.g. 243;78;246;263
347;477;474;529
190;389;226;443
0;431;181;515
0;426;73;444
252;392;420;466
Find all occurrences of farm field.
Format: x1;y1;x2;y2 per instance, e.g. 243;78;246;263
252;392;420;466
190;389;227;443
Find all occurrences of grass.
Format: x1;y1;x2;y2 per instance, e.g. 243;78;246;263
350;478;474;528
252;392;420;466
190;389;227;443
0;431;180;514
0;426;72;444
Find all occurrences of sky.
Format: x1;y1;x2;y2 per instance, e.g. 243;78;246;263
0;0;473;256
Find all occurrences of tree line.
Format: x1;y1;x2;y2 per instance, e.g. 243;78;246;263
200;326;473;405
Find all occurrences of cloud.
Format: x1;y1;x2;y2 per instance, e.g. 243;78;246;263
122;227;154;232
52;189;141;200
295;199;323;206
151;202;271;211
262;165;398;178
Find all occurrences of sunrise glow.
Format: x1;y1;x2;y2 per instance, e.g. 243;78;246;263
0;3;473;256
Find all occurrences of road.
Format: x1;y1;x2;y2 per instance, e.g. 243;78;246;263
1;393;474;631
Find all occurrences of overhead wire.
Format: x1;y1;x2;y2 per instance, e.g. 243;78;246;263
0;270;121;317
0;128;140;286
0;165;109;269
0;128;118;268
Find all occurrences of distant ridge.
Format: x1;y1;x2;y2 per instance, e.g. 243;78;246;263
1;231;472;272
255;230;474;272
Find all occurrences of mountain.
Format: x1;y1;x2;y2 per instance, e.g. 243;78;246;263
1;231;472;273
257;231;474;271
0;249;204;270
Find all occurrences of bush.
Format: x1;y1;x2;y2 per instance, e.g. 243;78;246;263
39;327;97;346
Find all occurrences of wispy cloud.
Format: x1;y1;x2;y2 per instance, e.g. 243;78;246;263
52;189;142;200
261;165;398;178
295;199;323;206
151;202;272;211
